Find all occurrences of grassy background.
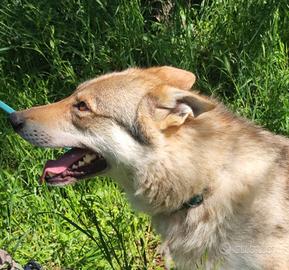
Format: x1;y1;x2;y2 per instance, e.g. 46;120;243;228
1;0;289;269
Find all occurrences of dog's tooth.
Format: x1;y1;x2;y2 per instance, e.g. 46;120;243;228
83;153;96;164
47;172;55;177
83;156;90;164
78;161;85;167
72;164;78;169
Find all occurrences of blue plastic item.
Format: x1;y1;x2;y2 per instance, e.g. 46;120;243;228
0;100;15;114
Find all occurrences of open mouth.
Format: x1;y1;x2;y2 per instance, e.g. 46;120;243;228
41;148;108;185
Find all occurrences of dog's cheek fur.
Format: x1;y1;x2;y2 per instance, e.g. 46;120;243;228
109;124;146;166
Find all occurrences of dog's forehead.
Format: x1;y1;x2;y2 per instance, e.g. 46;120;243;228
72;70;159;121
75;70;158;108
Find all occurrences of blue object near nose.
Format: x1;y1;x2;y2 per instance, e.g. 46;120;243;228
0;100;15;114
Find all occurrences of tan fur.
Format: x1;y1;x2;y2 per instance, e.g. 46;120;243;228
13;66;289;269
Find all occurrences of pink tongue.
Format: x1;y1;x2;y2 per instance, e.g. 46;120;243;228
40;148;88;183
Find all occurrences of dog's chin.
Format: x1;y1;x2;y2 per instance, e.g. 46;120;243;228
40;148;108;186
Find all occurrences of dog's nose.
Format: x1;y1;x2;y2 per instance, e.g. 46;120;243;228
9;112;25;131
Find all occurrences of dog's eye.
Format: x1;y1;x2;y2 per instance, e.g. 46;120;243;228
75;101;90;112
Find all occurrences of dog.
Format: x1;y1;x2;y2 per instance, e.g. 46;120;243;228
9;66;289;269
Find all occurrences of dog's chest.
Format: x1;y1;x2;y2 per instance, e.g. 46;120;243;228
152;210;228;269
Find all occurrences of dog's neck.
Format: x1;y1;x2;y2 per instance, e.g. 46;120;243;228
129;107;281;215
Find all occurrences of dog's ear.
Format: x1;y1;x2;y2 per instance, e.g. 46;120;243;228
145;66;196;90
149;86;215;130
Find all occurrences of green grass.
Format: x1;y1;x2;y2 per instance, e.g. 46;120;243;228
1;0;289;269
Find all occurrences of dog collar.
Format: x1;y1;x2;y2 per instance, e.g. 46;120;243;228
182;194;204;209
